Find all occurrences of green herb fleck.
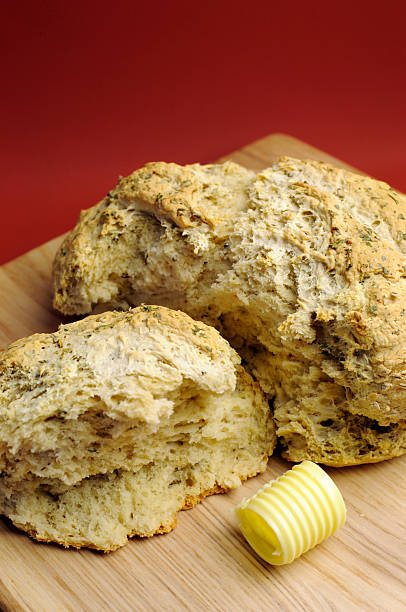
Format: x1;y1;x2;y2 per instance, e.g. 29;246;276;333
319;343;334;355
192;325;206;337
379;265;390;275
329;239;344;250
358;226;376;246
388;192;399;205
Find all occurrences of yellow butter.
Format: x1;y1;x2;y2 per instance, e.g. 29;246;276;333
235;461;346;565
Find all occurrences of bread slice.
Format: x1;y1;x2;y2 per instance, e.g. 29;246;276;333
52;157;406;466
0;306;274;551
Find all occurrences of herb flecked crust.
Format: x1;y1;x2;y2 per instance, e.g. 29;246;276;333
53;157;406;466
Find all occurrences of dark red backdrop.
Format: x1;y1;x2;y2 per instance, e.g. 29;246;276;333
1;0;405;264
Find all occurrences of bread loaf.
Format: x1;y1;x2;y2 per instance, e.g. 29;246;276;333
53;158;406;466
0;306;274;550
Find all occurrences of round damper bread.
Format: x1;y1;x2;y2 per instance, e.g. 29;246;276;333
52;158;406;466
0;306;274;551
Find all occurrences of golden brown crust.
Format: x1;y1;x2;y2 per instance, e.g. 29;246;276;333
115;160;254;230
16;516;180;552
281;444;406;468
52;160;255;315
118;162;215;229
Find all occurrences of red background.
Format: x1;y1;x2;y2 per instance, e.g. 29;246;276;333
1;0;405;265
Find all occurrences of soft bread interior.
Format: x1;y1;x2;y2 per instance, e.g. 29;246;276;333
0;307;274;550
2;372;272;550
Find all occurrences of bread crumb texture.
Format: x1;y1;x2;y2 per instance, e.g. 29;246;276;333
0;306;274;551
53;157;406;466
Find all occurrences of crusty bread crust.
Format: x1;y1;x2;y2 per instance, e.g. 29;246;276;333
52;158;406;465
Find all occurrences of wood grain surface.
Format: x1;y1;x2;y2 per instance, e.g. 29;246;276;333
0;134;405;612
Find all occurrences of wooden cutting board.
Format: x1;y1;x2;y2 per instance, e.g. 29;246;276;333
0;134;405;612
